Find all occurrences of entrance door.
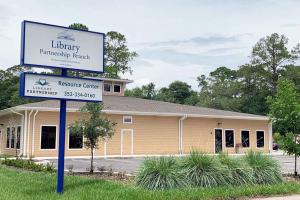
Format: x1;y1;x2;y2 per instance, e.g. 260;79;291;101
121;129;133;156
215;129;223;153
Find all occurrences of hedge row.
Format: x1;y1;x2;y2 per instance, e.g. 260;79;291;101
136;151;282;190
1;159;55;173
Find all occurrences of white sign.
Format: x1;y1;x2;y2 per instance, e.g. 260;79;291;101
21;73;102;102
21;21;104;73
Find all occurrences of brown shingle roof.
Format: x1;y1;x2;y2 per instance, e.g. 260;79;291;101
13;95;268;120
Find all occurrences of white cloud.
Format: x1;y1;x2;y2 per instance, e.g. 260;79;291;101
0;0;300;90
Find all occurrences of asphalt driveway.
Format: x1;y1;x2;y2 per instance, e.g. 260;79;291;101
46;157;144;174
44;153;300;175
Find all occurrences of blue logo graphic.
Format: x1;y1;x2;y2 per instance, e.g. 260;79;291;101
35;78;50;86
57;30;75;41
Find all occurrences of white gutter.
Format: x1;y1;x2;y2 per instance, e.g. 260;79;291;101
179;115;187;154
268;122;273;153
23;110;28;157
25;110;34;157
8;108;24;157
12;106;269;121
31;110;39;157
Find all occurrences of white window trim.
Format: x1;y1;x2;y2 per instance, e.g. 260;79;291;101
16;125;22;150
213;128;223;153
10;127;16;149
67;127;84;150
103;83;112;92
120;129;134;156
39;125;58;151
123;116;133;124
113;84;122;93
256;130;265;149
240;129;251;148
224;129;235;148
5;126;11;149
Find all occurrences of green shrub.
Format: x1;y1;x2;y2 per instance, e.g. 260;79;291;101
218;153;254;185
181;151;230;187
135;156;186;190
1;158;55;173
244;151;282;184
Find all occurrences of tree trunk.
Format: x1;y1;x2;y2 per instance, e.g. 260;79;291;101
90;147;94;174
293;134;298;177
295;154;298;177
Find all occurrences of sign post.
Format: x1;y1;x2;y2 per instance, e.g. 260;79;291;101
20;20;104;194
57;68;67;193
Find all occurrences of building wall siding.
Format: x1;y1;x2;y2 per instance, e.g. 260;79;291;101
182;118;270;154
31;112;179;157
0;114;23;156
0;110;270;157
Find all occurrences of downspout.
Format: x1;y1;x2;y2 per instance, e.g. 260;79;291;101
26;110;34;157
31;110;39;157
23;110;28;157
268;122;273;154
8;108;24;157
179;115;187;154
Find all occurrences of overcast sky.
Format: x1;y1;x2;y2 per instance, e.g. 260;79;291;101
0;0;300;89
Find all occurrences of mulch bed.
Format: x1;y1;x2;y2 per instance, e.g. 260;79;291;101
283;174;300;182
68;171;134;183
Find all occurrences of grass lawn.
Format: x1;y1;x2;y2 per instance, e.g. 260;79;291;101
0;154;12;159
1;165;300;200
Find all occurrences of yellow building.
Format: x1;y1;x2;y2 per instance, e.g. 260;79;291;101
0;78;271;158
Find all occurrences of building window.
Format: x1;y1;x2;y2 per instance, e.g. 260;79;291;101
256;131;264;148
41;126;56;149
69;129;83;149
104;83;111;92
225;130;234;148
6;127;10;148
241;130;250;148
113;84;121;93
123;116;133;124
11;127;15;148
16;126;21;149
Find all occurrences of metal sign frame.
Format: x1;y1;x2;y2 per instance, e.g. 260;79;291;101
20;72;103;102
20;20;105;74
19;20;105;194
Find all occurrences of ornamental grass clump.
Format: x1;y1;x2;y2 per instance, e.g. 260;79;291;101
218;153;254;185
135;156;186;190
181;151;230;187
244;151;282;185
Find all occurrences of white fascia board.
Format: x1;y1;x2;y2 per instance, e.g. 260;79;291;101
12;106;269;121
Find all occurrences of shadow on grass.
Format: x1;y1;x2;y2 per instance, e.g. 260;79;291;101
23;177;105;196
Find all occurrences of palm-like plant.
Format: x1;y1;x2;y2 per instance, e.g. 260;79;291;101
135;156;186;190
244;151;282;184
181;151;230;187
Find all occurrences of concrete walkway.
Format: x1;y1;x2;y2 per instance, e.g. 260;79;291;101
251;195;300;200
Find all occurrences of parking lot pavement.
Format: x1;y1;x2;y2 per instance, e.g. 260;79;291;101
44;153;300;175
271;154;300;174
46;157;145;174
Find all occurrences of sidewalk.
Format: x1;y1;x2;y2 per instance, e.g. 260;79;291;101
251;195;300;200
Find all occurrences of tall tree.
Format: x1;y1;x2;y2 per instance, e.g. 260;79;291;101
69;103;116;173
269;78;300;176
69;23;89;31
0;66;35;109
156;81;194;104
125;82;156;100
197;67;241;111
105;31;138;78
251;33;300;95
62;24;138;79
281;65;300;94
237;64;271;115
